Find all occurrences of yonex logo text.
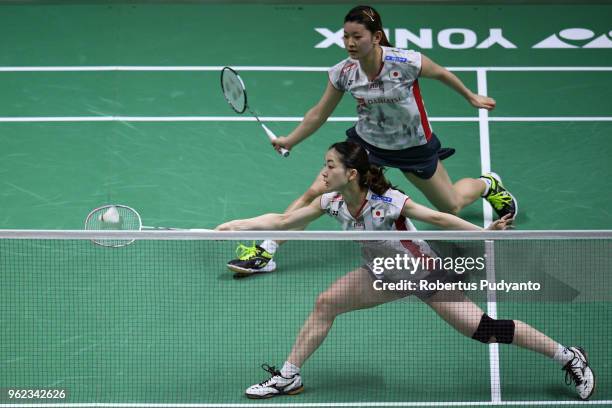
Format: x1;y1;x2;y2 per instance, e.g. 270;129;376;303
315;27;612;49
371;195;393;202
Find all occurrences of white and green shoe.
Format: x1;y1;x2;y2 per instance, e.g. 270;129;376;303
481;172;518;219
227;243;276;276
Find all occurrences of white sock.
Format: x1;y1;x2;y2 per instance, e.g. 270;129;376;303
552;344;574;366
480;177;492;197
260;240;278;255
280;361;300;377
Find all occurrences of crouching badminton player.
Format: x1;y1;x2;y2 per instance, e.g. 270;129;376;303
215;141;595;400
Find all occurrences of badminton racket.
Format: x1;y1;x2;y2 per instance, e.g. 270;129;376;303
84;204;212;248
220;66;290;157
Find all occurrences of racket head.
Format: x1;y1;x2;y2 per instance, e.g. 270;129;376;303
220;66;247;114
84;204;142;248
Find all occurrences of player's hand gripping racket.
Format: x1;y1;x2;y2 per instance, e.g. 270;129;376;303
220;66;290;157
85;204;212;248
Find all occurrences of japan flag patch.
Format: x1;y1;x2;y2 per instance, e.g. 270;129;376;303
373;209;385;220
390;70;401;80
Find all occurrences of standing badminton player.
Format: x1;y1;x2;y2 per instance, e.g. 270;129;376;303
216;141;594;400
227;5;517;275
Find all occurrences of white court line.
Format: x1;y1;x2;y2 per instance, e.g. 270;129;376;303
477;69;501;403
0;66;611;72
0;116;473;123
0;116;611;123
1;401;611;407
0;66;326;72
475;67;612;72
0;116;470;123
489;117;612;122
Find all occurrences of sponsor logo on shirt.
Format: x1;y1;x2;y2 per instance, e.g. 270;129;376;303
341;62;357;74
365;97;401;105
352;221;366;230
355;95;401;106
369;80;384;90
385;55;408;63
371;194;392;203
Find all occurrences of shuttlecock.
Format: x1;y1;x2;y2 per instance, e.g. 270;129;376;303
99;206;120;224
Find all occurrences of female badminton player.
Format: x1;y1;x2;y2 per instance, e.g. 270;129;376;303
228;5;517;275
216;141;594;401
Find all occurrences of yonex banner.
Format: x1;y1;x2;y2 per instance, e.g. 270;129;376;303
315;27;612;50
0;4;610;67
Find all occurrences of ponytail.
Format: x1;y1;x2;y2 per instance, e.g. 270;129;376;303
379;32;392;48
363;164;393;195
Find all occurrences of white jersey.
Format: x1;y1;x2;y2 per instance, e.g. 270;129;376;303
320;187;415;232
320;188;436;280
328;46;433;150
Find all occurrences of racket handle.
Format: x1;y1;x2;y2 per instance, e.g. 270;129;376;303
260;123;290;157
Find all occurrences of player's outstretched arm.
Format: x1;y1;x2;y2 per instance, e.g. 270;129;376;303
401;199;512;231
420;54;496;111
216;200;324;231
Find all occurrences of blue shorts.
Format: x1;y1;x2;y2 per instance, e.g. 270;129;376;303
345;127;455;180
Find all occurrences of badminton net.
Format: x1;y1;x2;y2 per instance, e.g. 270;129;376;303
0;230;610;406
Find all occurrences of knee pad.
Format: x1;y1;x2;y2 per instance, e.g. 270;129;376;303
472;314;515;344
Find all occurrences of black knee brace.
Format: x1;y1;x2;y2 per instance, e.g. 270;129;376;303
472;314;515;344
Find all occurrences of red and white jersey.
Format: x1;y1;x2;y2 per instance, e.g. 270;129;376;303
320;187;415;232
320;187;436;279
328;46;432;150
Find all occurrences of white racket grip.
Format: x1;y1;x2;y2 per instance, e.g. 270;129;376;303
261;123;290;157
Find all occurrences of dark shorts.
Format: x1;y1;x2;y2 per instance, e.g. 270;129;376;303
345;127;455;180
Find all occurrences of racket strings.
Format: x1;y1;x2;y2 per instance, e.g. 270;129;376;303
85;206;140;231
220;66;288;157
84;205;142;248
221;68;246;113
115;206;141;230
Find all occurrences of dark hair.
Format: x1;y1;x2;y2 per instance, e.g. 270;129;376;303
328;141;393;195
344;5;392;47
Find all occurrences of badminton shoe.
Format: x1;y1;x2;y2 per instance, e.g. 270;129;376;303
481;172;518;219
562;347;595;400
227;243;276;275
245;364;303;399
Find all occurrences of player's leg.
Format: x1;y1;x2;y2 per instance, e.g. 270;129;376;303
245;267;405;398
403;161;517;219
424;289;594;400
287;267;403;366
227;171;326;276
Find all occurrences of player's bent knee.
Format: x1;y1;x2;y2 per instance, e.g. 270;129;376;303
431;198;461;215
471;314;515;344
314;291;338;316
447;206;461;216
438;202;461;215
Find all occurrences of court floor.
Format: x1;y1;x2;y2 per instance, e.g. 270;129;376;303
0;2;611;407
